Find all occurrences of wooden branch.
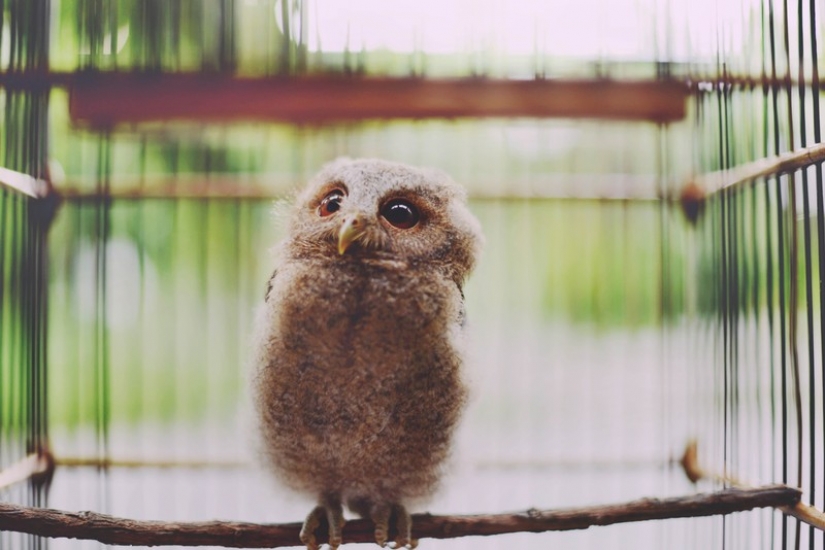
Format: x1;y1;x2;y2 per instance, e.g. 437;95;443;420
0;486;800;547
65;73;687;126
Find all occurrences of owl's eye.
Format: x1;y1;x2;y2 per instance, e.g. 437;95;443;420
318;190;345;217
381;199;420;229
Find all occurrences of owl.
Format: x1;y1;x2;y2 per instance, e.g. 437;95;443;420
253;158;483;550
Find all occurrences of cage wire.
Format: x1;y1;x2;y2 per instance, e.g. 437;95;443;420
0;0;824;549
0;2;53;549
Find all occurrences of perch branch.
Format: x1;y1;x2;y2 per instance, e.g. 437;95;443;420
680;440;825;531
0;485;800;547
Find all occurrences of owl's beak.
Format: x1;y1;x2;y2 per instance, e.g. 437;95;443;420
338;213;367;255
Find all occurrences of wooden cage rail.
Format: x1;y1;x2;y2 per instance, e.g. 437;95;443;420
3;70;823;128
688;141;825;194
0;71;688;125
55;174;662;202
0;166;51;198
0;454;53;493
68;74;689;126
0;486;802;547
679;141;825;221
0;453;245;492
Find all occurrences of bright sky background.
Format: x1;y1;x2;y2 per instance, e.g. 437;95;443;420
308;0;761;63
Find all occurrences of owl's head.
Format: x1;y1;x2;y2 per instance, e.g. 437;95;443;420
285;158;483;282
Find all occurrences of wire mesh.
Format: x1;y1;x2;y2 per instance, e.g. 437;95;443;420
2;0;825;549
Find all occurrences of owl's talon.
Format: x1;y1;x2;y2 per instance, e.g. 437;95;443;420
299;506;324;550
370;502;391;547
391;504;413;549
299;503;345;550
325;501;346;550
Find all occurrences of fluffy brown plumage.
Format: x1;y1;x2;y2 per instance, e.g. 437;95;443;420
253;158;482;549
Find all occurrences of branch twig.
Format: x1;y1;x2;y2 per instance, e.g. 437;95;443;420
680;440;825;530
0;486;801;547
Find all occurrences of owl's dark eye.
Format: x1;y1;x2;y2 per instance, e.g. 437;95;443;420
318;189;345;217
381;199;419;229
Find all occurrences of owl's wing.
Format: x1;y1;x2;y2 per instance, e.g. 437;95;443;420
264;269;277;302
456;281;467;327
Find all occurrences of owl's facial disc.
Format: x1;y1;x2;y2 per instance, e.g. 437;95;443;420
338;213;368;255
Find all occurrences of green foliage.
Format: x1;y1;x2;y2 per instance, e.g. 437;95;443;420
47;198;274;427
468;199;685;330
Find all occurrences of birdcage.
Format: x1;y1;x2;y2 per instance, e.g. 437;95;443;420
1;1;823;549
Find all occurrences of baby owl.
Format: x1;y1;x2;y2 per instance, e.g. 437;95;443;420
253;158;482;549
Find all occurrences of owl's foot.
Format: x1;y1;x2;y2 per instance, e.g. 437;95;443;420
370;503;418;549
299;501;345;550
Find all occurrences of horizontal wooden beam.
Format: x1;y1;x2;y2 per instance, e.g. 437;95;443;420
0;71;688;125
68;73;689;125
56;174;662;201
6;70;825;128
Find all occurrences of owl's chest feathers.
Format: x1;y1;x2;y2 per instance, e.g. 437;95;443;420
277;258;458;367
268;258;464;434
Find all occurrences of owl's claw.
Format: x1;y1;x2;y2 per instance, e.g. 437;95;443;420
370;503;391;547
299;506;323;550
370;503;415;549
300;502;345;550
390;504;414;549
